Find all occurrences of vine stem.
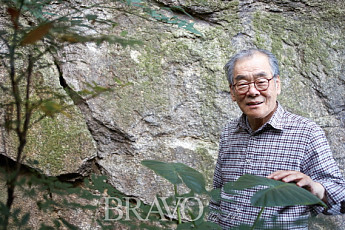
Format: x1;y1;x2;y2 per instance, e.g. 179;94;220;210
174;184;182;224
251;206;265;230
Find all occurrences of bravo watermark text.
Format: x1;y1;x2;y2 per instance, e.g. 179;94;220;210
104;196;204;221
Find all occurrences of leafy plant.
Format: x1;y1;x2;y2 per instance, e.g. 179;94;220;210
141;160;221;229
142;161;327;230
224;174;327;229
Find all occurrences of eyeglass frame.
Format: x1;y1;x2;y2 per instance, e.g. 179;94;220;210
231;76;276;95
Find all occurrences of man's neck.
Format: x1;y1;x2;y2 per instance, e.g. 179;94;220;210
247;104;278;131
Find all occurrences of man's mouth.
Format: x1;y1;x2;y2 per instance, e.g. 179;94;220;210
247;101;263;106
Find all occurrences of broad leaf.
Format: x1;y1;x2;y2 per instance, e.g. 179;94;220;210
176;222;193;230
232;174;282;190
141;160;182;185
208;188;221;203
85;14;98;21
195;221;222;230
20;212;30;226
229;174;326;208
141;160;206;194
174;163;206;194
251;183;326;207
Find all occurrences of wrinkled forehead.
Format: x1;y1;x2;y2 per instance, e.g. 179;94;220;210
234;71;270;82
234;53;272;71
233;53;272;78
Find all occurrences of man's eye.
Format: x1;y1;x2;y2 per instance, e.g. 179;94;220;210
256;79;267;84
237;84;248;88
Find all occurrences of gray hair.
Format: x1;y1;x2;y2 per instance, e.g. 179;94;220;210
224;48;280;85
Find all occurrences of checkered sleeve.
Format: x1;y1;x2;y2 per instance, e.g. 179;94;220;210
301;123;345;215
208;129;226;224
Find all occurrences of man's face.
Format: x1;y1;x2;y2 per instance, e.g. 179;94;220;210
230;53;281;128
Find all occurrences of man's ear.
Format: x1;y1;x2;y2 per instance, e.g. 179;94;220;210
229;85;236;101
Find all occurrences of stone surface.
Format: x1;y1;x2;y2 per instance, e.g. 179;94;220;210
59;1;345;228
0;62;97;176
1;0;345;229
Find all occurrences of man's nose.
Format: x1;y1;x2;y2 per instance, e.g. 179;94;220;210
247;82;260;96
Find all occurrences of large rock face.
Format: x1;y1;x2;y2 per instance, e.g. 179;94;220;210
1;0;344;229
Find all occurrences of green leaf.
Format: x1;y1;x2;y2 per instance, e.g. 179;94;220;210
53;219;61;228
231;174;281;190
196;221;222;230
141;160;182;185
174;163;206;194
231;174;327;208
176;222;193;230
141;160;206;194
59;217;79;230
85;14;97;21
39;224;55;230
88;175;109;193
20;212;30;226
185;23;203;36
126;0;143;6
208;188;221;203
251;183;326;207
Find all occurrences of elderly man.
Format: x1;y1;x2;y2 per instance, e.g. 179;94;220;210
208;48;345;229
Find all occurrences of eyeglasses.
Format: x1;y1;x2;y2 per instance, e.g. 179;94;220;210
232;77;275;95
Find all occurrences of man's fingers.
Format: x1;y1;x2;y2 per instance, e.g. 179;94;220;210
267;170;297;180
267;170;310;185
267;170;326;200
295;178;310;188
281;174;303;183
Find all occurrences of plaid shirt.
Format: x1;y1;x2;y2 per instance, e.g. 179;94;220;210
208;103;345;229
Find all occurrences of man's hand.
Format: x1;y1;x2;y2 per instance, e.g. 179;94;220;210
267;170;327;202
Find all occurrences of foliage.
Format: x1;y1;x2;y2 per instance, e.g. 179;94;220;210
0;163;159;229
142;160;207;194
227;174;326;208
142;160;221;229
142;160;327;230
224;174;326;229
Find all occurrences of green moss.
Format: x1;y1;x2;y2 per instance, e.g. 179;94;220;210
278;80;310;118
253;12;286;61
255;33;266;49
163;40;192;63
253;4;343;73
109;0;241;130
252;10;342;117
110;35;171;128
113;82;169;129
317;2;345;22
21;105;96;175
253;12;336;65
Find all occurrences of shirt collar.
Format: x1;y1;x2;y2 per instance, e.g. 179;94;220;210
267;102;285;130
236;102;285;133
